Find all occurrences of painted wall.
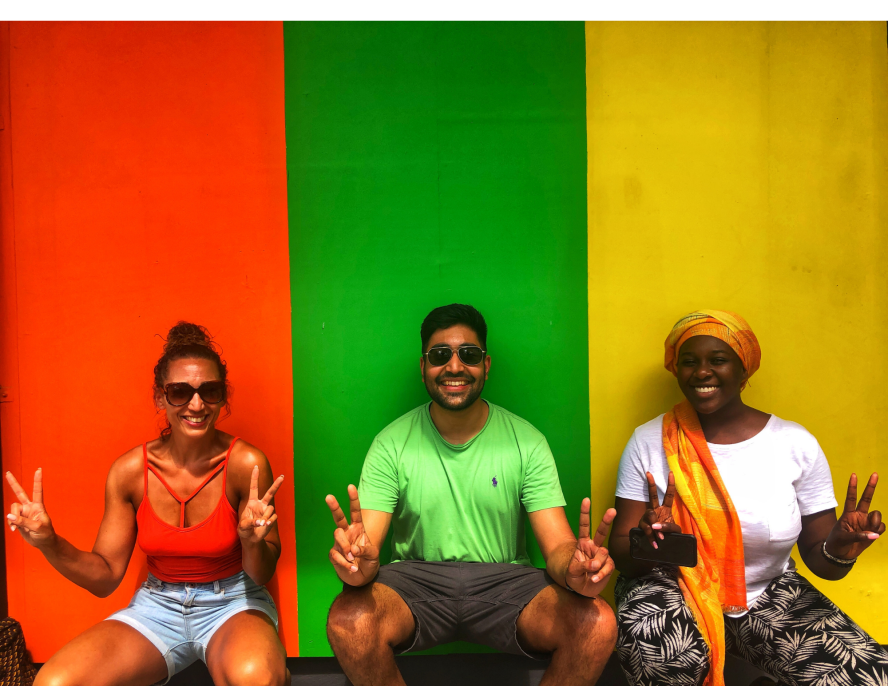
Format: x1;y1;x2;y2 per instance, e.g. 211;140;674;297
0;22;298;660
585;22;888;640
284;22;590;656
1;19;885;664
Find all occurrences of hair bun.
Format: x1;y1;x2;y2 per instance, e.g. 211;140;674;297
154;321;229;440
164;321;215;353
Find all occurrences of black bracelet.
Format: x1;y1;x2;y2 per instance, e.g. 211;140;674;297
821;541;856;567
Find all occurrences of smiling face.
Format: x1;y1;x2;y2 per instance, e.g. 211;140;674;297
155;357;225;438
676;335;747;415
421;324;490;412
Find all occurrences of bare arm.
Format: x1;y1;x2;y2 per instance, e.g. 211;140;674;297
326;485;392;587
231;444;285;586
797;509;849;580
797;473;883;581
527;506;577;586
528;501;616;598
610;472;682;578
6;456;140;598
609;497;656;578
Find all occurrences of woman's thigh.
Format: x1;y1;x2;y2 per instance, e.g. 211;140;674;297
205;609;287;686
35;620;167;686
614;567;710;686
726;569;888;686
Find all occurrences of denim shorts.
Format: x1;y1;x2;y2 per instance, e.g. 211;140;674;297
106;570;278;684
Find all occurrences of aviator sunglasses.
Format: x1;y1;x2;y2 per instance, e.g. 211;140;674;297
424;345;487;367
163;381;226;406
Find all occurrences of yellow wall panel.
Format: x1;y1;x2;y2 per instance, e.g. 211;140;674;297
586;22;888;638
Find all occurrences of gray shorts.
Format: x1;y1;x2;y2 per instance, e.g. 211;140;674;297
375;561;553;658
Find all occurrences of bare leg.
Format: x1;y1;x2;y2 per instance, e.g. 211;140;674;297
34;620;168;686
205;610;288;686
517;585;617;686
326;583;415;686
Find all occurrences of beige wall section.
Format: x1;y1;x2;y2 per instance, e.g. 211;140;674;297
586;22;888;639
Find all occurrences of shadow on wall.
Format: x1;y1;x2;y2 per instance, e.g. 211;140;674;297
595;362;683;496
632;364;682;432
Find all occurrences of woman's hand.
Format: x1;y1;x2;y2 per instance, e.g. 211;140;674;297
639;471;682;548
326;485;380;585
824;473;884;560
5;469;56;549
237;466;284;544
565;499;616;597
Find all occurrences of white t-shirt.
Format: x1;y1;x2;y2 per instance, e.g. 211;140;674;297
615;414;838;614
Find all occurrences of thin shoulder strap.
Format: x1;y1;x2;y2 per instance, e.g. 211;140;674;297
148;461;226;498
146;439;238;527
142;443;149;497
221;437;240;490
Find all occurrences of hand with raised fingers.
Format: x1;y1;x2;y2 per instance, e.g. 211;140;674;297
5;469;56;549
639;471;682;549
326;485;379;584
565;499;617;598
238;466;284;544
825;473;884;560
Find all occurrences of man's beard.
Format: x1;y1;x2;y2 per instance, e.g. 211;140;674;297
424;372;485;412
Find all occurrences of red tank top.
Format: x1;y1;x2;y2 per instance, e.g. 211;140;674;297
136;437;243;583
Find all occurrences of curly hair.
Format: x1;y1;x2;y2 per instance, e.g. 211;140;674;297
153;321;231;439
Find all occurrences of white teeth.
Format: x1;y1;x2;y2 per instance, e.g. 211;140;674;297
442;380;469;386
695;387;718;393
184;416;207;423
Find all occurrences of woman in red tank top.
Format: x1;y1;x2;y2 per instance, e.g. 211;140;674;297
5;322;289;686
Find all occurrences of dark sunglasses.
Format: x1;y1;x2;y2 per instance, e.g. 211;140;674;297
163;381;226;407
424;345;487;367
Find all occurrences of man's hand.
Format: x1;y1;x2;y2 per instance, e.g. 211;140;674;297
825;472;884;560
564;499;616;598
326;485;380;585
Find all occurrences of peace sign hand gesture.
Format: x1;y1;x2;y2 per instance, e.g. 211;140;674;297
825;473;884;560
5;469;56;549
639;471;682;548
237;466;284;544
326;485;379;584
565;499;617;598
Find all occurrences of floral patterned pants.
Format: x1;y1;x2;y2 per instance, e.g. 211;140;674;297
614;567;888;686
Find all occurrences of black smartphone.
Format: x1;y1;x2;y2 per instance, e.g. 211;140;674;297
629;527;698;567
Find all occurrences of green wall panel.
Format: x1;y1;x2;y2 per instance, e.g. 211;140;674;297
284;21;588;656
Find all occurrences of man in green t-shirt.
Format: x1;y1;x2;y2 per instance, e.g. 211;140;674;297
325;304;618;686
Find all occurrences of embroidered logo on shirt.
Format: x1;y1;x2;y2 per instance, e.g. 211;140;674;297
492;476;498;487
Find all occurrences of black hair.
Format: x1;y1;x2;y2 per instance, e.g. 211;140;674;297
420;304;488;352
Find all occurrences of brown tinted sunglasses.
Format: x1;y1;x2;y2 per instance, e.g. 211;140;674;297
163;381;226;406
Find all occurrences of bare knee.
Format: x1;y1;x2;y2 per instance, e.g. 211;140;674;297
589;598;618;652
565;597;618;657
34;665;75;686
222;658;286;686
327;589;387;657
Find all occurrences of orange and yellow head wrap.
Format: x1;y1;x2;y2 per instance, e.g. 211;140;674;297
664;310;761;389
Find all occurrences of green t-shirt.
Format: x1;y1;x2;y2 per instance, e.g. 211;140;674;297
359;401;566;565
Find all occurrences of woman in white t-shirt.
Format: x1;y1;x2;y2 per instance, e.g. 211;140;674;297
608;310;886;686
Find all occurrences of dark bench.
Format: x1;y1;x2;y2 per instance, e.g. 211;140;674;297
166;651;770;685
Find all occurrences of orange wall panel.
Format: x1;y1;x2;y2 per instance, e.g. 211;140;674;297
0;21;296;660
